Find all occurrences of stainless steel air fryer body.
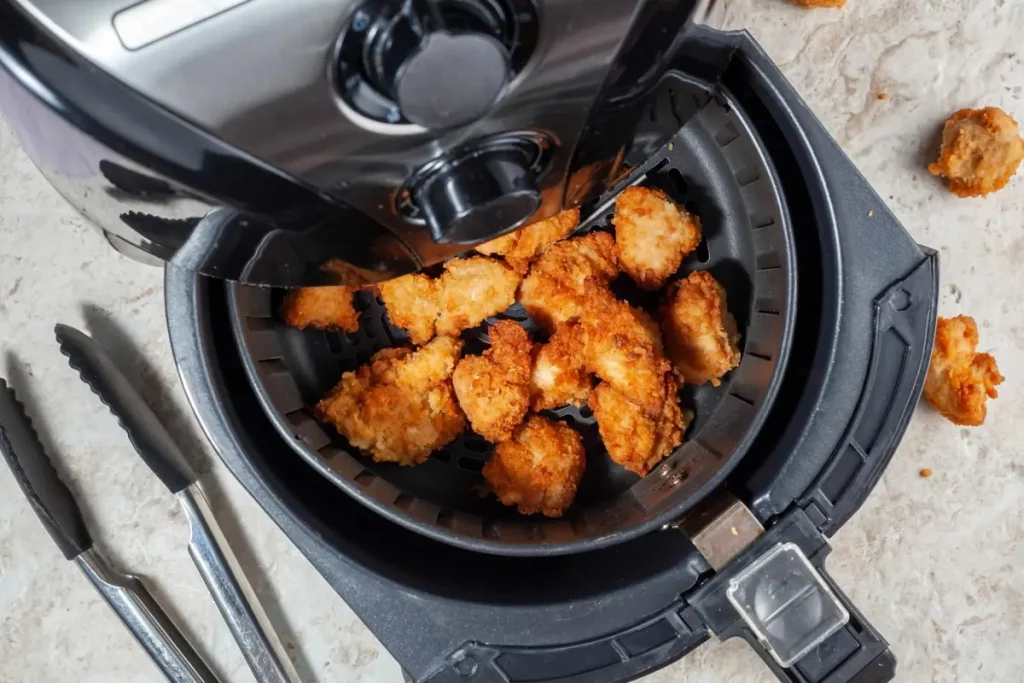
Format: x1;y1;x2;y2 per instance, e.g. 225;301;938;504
0;0;722;286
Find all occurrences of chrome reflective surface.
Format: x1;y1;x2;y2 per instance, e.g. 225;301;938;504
178;485;301;683
9;0;656;251
74;547;220;683
4;0;715;285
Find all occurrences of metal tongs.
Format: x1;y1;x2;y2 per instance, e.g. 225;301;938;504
0;324;301;683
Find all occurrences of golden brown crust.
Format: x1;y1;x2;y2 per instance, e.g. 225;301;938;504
280;286;362;334
928;107;1024;197
924;315;1004;426
315;337;466;465
379;273;440;345
452;321;533;442
476;208;580;273
518;232;619;332
659;271;741;386
435;257;522;337
590;374;690;476
474;231;519;257
529;322;592;411
581;285;671;415
482;415;586;517
612;186;702;291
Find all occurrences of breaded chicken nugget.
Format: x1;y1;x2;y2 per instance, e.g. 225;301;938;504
483;415;586;517
315;337;466;465
390;335;464;392
929;107;1024;197
436;257;522;337
660;271;741;386
280;286;362;333
474;231;518;258
591;375;691;476
581;287;671;415
789;0;845;7
380;273;440;345
924;315;1004;426
530;322;592;411
519;232;619;331
453;321;533;442
476;208;581;273
613;186;701;291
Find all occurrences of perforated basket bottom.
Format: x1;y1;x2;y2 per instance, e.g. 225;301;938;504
229;74;795;554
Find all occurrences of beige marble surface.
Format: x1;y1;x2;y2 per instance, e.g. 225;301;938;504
1;0;1023;680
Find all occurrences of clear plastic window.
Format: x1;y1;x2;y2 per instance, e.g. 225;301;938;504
726;542;850;667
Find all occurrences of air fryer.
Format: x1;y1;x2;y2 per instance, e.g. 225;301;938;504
2;1;938;681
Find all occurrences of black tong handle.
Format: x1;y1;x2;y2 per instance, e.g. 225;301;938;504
55;324;196;493
0;379;92;559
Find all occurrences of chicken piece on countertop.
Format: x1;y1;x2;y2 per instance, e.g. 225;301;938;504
928;107;1024;197
612;186;701;291
519;231;619;332
315;337;466;465
924;315;1003;426
453;321;533;442
581;286;671;415
482;415;586;517
379;273;440;345
659;270;741;387
436;256;522;337
590;374;691;476
530;322;592;411
280;285;363;334
476;208;581;273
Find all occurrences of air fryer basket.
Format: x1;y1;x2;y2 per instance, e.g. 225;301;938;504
228;73;797;556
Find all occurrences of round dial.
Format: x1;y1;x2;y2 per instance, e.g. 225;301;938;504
410;144;541;243
336;0;537;127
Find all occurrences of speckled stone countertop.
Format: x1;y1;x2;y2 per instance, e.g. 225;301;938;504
1;0;1022;681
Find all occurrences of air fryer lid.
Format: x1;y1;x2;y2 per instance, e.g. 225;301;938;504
228;70;797;556
0;0;723;288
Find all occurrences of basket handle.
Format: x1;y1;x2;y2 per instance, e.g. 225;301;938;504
737;562;896;683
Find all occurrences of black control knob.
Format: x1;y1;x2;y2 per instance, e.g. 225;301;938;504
368;1;511;129
411;146;540;244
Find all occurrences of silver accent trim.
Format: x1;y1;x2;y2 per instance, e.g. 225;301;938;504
114;0;255;50
74;547;220;683
674;490;765;571
177;485;302;683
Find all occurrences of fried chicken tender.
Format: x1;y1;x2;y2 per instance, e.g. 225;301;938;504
789;0;845;7
379;273;440;345
590;375;691;476
436;257;522;337
581;287;671;415
519;232;619;331
380;258;521;344
280;286;362;334
530;322;592;411
612;186;702;291
453;321;533;442
929;107;1024;197
476;208;581;272
482;415;586;517
660;271;741;387
315;337;466;465
924;315;1004;426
